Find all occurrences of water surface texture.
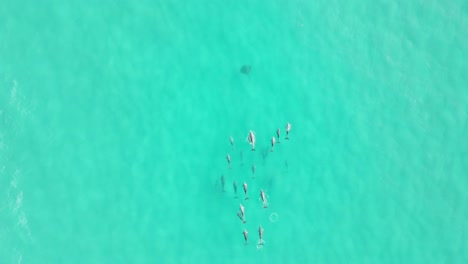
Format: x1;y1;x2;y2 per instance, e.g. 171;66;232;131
1;0;467;263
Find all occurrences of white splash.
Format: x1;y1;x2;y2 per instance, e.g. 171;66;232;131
13;191;23;213
18;211;28;227
10;80;17;105
0;80;34;260
6;169;33;243
9;80;31;116
10;169;19;189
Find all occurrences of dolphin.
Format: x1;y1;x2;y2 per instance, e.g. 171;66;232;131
246;130;256;151
260;189;268;208
226;153;232;169
243;229;249;244
258;226;265;246
271;136;276;152
243;182;249;200
285;123;291;140
238;204;246;223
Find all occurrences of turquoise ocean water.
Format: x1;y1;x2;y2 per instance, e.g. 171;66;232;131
1;0;467;263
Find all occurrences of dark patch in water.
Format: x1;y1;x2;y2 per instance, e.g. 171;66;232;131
221;175;225;192
240;65;251;75
233;181;238;198
262;147;269;163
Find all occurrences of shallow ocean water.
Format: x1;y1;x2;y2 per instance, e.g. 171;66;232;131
0;0;467;263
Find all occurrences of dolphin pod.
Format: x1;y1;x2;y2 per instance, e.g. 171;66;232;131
221;123;291;246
